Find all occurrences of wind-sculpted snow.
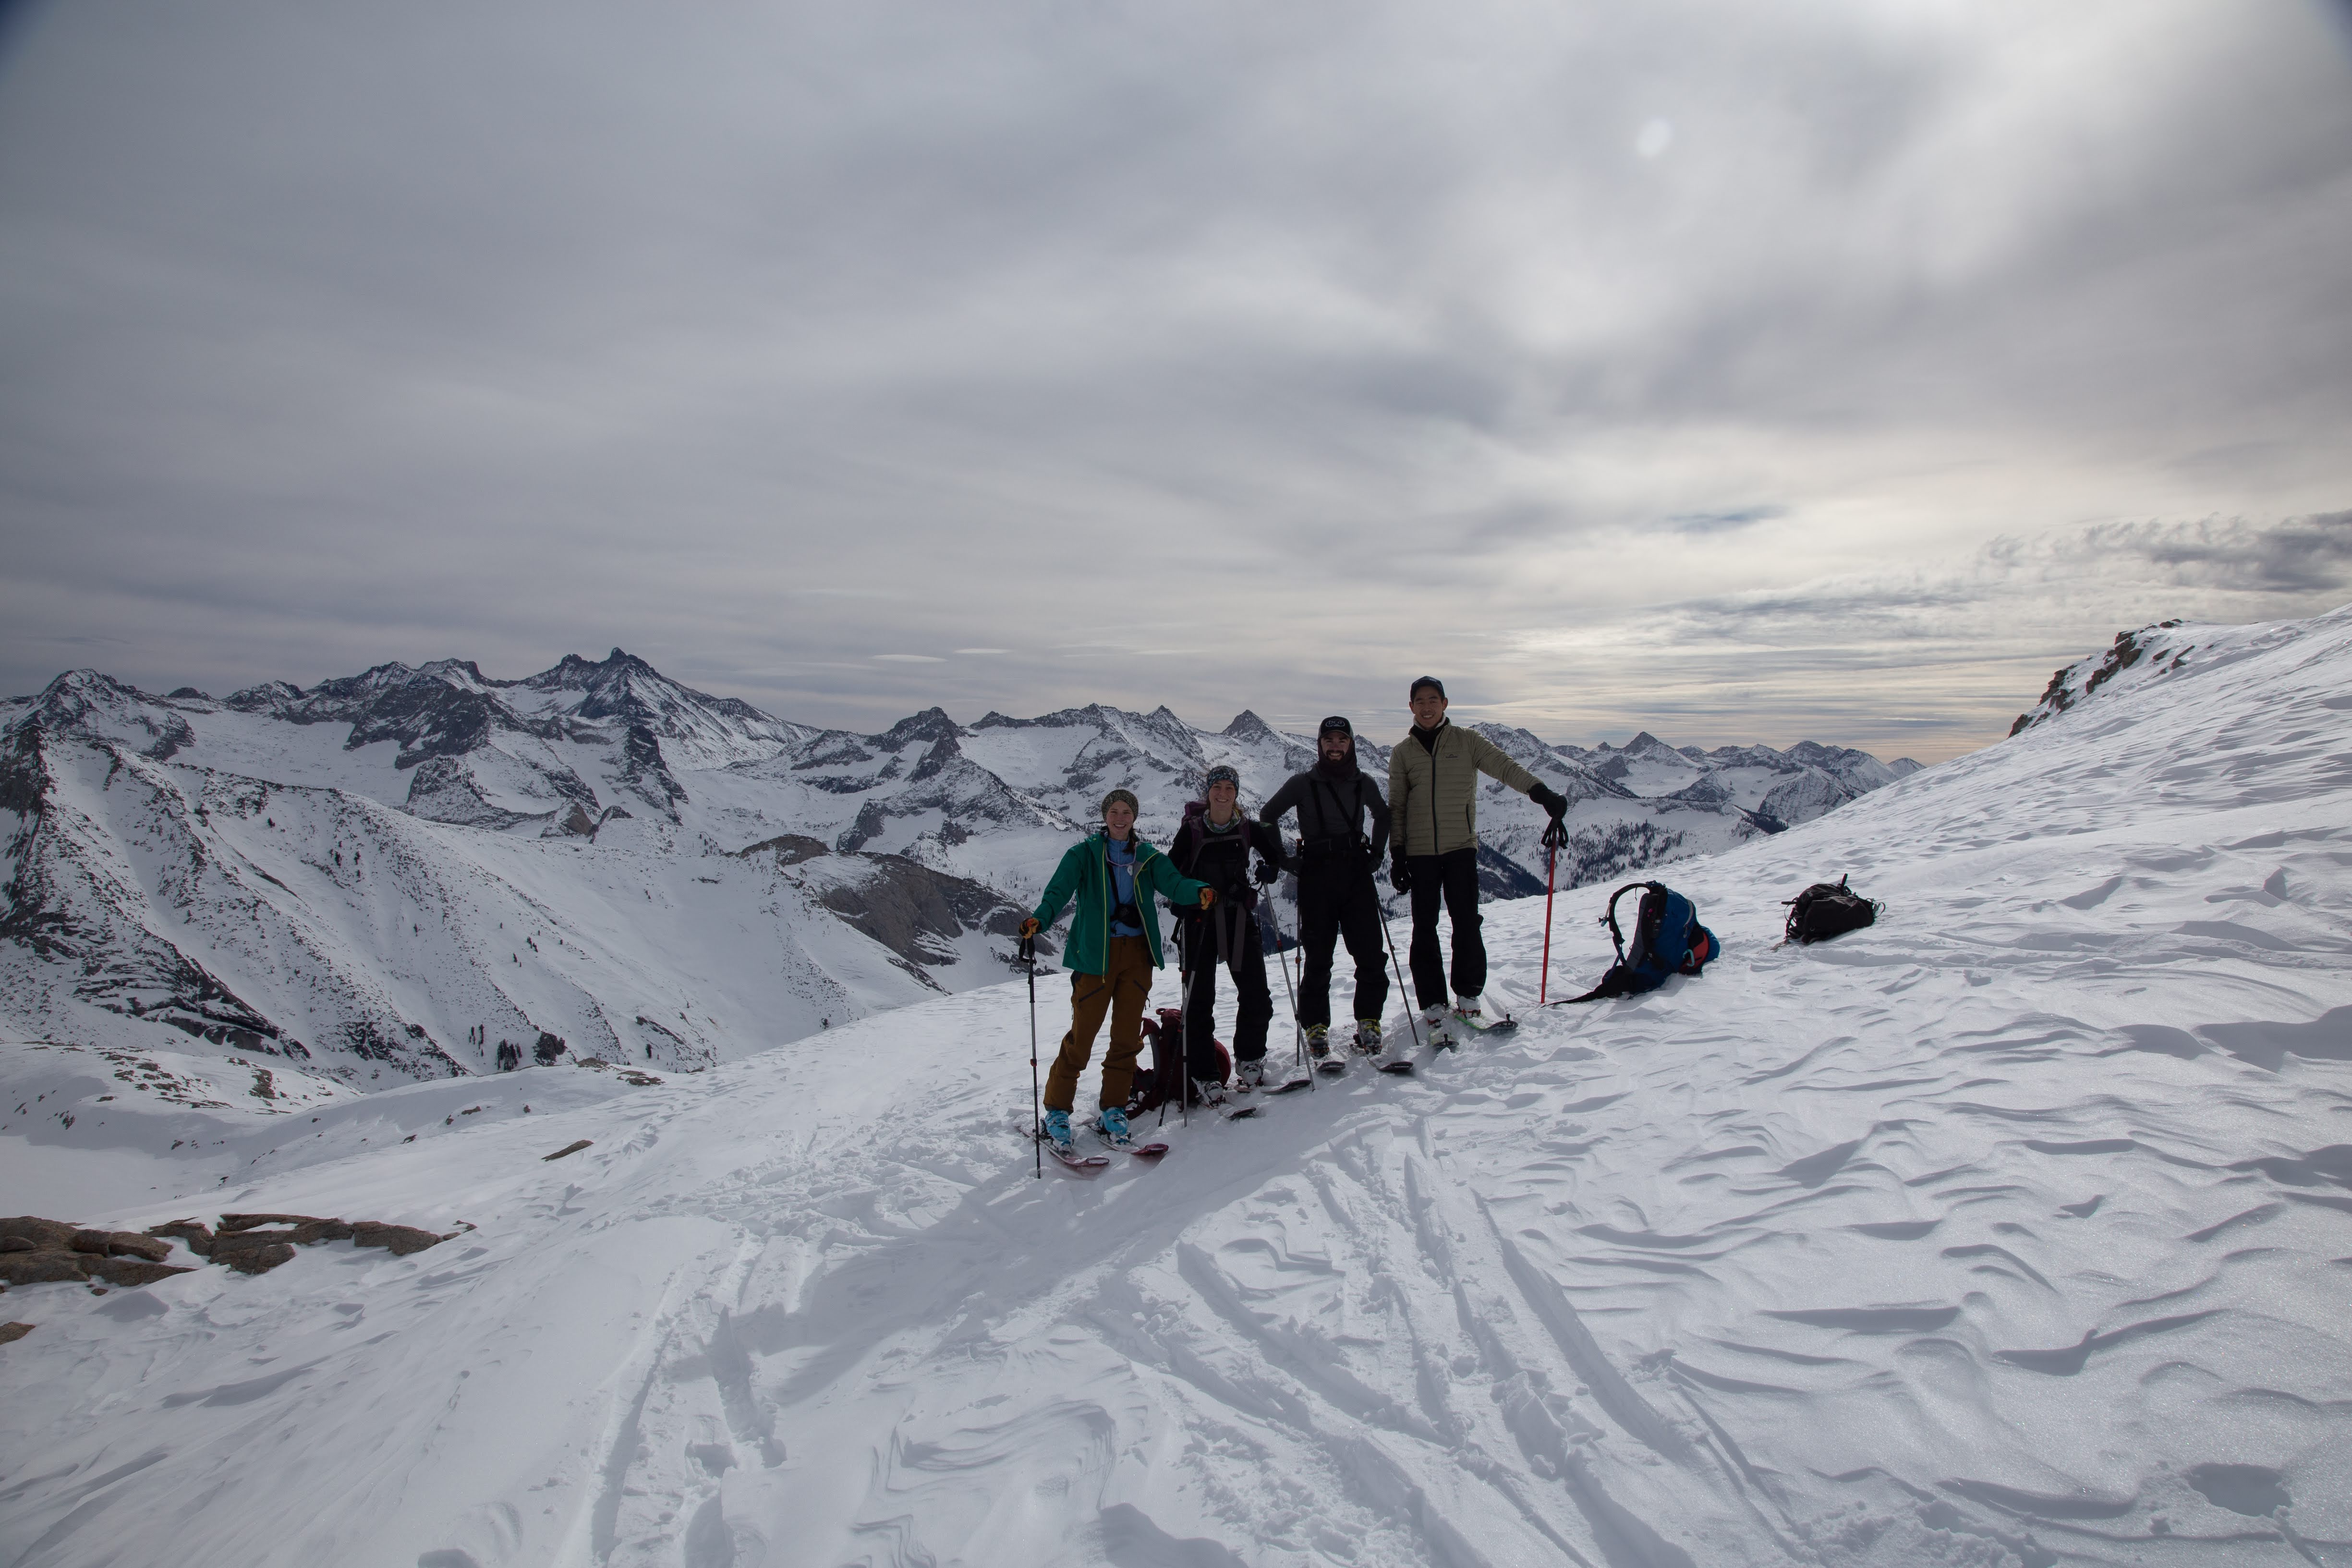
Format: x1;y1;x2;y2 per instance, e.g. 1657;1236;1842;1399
2;606;2347;1566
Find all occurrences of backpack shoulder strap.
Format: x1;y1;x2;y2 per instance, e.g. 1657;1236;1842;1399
1599;882;1649;962
1310;775;1359;840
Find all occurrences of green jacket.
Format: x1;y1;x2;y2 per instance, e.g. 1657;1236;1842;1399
1387;717;1544;857
1031;831;1209;974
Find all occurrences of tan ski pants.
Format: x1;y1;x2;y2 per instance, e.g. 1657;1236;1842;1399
1043;936;1153;1112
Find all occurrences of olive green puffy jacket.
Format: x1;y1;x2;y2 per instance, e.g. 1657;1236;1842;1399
1387;720;1543;857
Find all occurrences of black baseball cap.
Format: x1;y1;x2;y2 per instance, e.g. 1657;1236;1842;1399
1318;715;1353;737
1409;676;1446;699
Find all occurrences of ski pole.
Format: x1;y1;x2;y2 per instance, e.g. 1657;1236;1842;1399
1539;835;1559;1005
1263;871;1313;1092
1022;930;1041;1180
1379;873;1423;1054
1176;921;1199;1128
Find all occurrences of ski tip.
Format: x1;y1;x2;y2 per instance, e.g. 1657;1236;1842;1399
1377;1061;1415;1074
1131;1142;1170;1157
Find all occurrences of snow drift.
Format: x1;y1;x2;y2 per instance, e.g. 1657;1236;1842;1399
2;606;2347;1568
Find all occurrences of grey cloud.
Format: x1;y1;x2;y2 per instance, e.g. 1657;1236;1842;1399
1;0;2349;757
1670;508;1785;535
2082;513;2352;595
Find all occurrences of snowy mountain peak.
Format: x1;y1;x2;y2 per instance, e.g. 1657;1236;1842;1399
21;669;193;759
873;706;959;748
518;646;654;691
1220;708;1278;742
414;657;502;692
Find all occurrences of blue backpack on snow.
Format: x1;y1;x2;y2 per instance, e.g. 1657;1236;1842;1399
1555;880;1719;1004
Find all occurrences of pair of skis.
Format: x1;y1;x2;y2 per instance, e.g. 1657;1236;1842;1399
1034;1095;1252;1172
1313;1044;1414;1079
1311;1005;1518;1077
1037;1126;1168;1173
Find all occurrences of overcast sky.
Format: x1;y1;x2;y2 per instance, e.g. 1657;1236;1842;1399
3;0;2349;761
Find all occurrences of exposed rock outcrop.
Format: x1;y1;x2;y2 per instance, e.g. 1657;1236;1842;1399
147;1213;458;1275
0;1212;458;1286
0;1216;195;1288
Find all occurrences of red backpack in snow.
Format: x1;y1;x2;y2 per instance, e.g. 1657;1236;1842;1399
1128;1006;1228;1113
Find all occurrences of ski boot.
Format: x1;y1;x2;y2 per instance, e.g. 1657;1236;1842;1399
1450;993;1515;1036
1304;1023;1330;1061
1192;1077;1229;1108
1043;1108;1077;1155
1422;1004;1456;1050
1095;1105;1136;1150
1235;1058;1267;1093
1353;1018;1383;1055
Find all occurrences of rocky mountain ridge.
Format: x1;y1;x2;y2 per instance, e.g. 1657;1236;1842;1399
2;648;1919;1092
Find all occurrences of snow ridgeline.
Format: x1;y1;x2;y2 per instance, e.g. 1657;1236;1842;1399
1;606;2348;1568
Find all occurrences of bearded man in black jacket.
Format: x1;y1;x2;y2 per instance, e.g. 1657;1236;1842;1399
1260;717;1393;1066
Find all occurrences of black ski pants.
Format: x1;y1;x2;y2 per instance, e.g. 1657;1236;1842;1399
1406;847;1484;1007
1295;864;1389;1030
1177;905;1273;1071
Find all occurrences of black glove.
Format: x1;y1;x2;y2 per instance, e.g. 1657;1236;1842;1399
1540;816;1567;852
1252;859;1280;886
1529;782;1568;821
1389;858;1412;893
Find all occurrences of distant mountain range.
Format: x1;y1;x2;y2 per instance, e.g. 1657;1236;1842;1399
0;648;1918;1087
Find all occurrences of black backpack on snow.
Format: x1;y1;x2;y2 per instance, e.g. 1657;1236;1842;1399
1555;881;1718;1004
1783;875;1879;944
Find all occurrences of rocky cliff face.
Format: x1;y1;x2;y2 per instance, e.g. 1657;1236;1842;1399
2007;620;2221;735
3;651;1917;1090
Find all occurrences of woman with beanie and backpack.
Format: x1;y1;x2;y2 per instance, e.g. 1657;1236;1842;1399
1020;789;1214;1155
1168;763;1293;1099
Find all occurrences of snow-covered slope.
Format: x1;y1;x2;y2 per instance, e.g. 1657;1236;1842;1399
3;606;2346;1567
0;658;1038;1088
1;655;1910;1092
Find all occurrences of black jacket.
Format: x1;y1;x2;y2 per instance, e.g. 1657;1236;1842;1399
1260;764;1392;869
1167;807;1290;905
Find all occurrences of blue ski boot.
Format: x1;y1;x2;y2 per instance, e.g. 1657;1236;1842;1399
1095;1106;1135;1150
1043;1108;1075;1155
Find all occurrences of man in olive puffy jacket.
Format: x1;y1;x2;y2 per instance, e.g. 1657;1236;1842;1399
1387;676;1568;1041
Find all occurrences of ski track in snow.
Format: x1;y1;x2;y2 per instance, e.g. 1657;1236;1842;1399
4;609;2352;1567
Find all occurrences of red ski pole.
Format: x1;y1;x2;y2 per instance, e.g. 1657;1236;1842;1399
1538;834;1559;1005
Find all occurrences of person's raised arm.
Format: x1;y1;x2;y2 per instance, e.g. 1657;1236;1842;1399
1143;847;1213;908
1258;773;1304;827
1465;729;1568;825
1029;844;1083;931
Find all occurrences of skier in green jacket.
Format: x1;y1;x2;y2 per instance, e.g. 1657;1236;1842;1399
1019;788;1213;1153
